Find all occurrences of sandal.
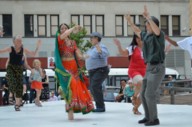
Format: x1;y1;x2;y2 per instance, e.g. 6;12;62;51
133;107;141;115
14;105;21;111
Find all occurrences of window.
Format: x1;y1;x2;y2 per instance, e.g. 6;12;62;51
83;15;92;35
161;15;169;35
3;14;12;37
24;15;34;37
115;15;124;36
172;15;180;36
139;15;146;31
50;15;59;37
95;15;104;36
37;15;46;37
71;15;80;25
127;15;135;36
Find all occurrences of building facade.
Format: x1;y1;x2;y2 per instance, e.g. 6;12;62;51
0;0;191;77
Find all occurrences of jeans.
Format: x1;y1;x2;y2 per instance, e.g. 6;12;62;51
89;66;109;109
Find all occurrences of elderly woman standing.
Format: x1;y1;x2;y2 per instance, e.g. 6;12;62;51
0;35;41;111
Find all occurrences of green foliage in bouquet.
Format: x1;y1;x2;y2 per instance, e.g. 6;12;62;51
69;24;92;53
69;24;92;74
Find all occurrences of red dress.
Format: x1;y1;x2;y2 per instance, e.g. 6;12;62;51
58;36;94;114
128;46;146;79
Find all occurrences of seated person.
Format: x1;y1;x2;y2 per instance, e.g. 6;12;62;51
41;69;50;101
124;80;135;103
167;75;174;87
48;91;58;101
2;75;9;105
115;79;127;102
164;75;174;95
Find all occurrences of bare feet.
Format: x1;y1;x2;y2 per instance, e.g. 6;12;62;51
68;110;74;120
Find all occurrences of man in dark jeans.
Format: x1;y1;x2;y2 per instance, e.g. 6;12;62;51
85;32;109;112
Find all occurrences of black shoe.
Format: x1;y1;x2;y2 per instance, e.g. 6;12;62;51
138;118;148;124
93;108;105;112
145;119;160;126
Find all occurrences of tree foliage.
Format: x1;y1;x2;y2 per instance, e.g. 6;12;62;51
69;24;92;73
69;24;92;53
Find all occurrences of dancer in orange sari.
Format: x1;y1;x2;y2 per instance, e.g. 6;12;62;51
55;23;94;120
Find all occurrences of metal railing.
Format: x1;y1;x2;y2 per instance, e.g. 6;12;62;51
160;79;192;104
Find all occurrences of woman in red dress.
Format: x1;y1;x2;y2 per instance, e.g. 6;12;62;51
114;34;146;115
55;23;94;120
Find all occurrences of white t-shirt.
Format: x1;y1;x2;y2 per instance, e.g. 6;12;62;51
177;37;192;59
126;45;144;58
126;45;136;56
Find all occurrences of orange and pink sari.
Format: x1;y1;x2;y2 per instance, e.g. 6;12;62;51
55;32;94;114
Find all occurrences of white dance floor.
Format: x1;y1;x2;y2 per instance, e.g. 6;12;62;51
0;101;192;127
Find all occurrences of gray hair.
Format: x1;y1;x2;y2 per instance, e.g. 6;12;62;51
13;35;22;42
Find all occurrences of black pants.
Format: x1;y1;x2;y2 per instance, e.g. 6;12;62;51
3;92;9;105
89;66;109;109
29;89;36;103
22;93;28;103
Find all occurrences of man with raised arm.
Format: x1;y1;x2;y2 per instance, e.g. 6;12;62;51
125;6;165;126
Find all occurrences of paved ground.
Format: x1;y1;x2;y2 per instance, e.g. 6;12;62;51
1;101;192;127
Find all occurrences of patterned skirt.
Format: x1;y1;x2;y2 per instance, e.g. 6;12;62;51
7;64;23;98
62;59;94;114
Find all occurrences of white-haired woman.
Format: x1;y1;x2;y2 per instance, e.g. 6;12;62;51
0;35;41;111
